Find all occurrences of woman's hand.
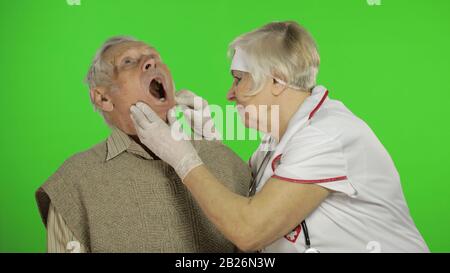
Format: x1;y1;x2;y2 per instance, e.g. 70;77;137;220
175;90;221;141
130;102;203;180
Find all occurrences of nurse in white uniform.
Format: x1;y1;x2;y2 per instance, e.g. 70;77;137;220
129;21;429;252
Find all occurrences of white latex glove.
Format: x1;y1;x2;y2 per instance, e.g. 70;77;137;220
130;102;203;181
175;90;221;141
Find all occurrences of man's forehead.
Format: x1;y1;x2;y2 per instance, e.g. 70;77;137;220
103;41;159;63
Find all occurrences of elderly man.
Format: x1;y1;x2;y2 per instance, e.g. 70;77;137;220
35;36;252;253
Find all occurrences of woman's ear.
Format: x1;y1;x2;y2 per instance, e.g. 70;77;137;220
90;87;114;112
271;77;287;96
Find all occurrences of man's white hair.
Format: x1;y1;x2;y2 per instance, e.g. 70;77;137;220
85;36;137;90
229;21;320;95
84;36;138;122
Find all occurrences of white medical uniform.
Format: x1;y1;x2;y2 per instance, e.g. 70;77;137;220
249;85;429;253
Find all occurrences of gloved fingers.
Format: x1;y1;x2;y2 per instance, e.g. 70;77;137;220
175;89;198;101
183;108;197;131
175;95;195;108
167;106;178;126
203;119;222;140
183;106;220;141
177;104;189;112
130;105;151;130
183;108;205;127
183;108;193;122
175;90;207;109
176;89;194;95
184;108;210;140
136;101;161;123
183;108;197;130
167;106;189;140
130;114;147;139
168;105;190;125
202;105;213;119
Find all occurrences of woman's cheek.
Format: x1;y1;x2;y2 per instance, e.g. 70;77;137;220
236;104;259;130
236;104;246;125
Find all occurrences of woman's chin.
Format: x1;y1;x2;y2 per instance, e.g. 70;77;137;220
244;118;260;131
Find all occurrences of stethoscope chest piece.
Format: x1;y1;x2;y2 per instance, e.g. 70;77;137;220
304;247;320;253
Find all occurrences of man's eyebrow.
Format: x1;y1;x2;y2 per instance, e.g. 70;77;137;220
112;51;132;65
115;51;140;65
148;52;160;59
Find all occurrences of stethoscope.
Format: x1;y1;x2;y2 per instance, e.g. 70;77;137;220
248;148;320;253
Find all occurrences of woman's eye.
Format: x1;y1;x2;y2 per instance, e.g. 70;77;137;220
234;77;242;85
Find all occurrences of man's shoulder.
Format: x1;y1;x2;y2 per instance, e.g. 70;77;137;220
58;140;108;174
70;140;108;164
35;139;108;226
41;139;108;189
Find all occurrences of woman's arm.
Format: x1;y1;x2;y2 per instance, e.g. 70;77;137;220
184;164;329;252
130;102;329;251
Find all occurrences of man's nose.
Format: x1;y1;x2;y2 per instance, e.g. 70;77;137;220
142;58;156;72
226;88;236;101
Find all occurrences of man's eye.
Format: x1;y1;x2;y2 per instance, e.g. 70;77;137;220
123;58;136;65
234;77;242;84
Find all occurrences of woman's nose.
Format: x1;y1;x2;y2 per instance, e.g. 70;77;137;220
142;58;156;71
226;88;236;101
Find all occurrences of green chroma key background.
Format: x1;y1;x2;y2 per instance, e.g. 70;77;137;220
1;0;449;252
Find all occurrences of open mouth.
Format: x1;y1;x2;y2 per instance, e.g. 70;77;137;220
148;78;167;102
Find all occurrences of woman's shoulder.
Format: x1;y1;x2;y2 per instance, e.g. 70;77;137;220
308;99;371;144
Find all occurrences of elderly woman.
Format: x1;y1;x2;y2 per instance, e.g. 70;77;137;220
130;21;429;252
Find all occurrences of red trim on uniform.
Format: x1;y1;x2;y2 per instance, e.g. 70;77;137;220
308;90;328;120
271;154;282;171
272;175;348;184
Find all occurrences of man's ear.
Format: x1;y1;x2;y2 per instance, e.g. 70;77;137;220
271;77;287;96
90;87;114;112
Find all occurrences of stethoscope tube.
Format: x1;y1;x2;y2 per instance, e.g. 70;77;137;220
301;220;310;247
301;220;319;253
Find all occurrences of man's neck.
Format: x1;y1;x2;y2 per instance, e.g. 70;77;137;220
129;135;161;160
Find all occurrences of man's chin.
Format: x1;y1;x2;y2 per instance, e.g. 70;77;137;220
158;100;176;123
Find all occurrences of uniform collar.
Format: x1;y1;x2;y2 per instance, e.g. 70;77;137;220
105;127;155;161
290;85;328;124
253;86;330;192
269;85;329;150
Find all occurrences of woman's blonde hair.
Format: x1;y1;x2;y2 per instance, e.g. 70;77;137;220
229;21;320;95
